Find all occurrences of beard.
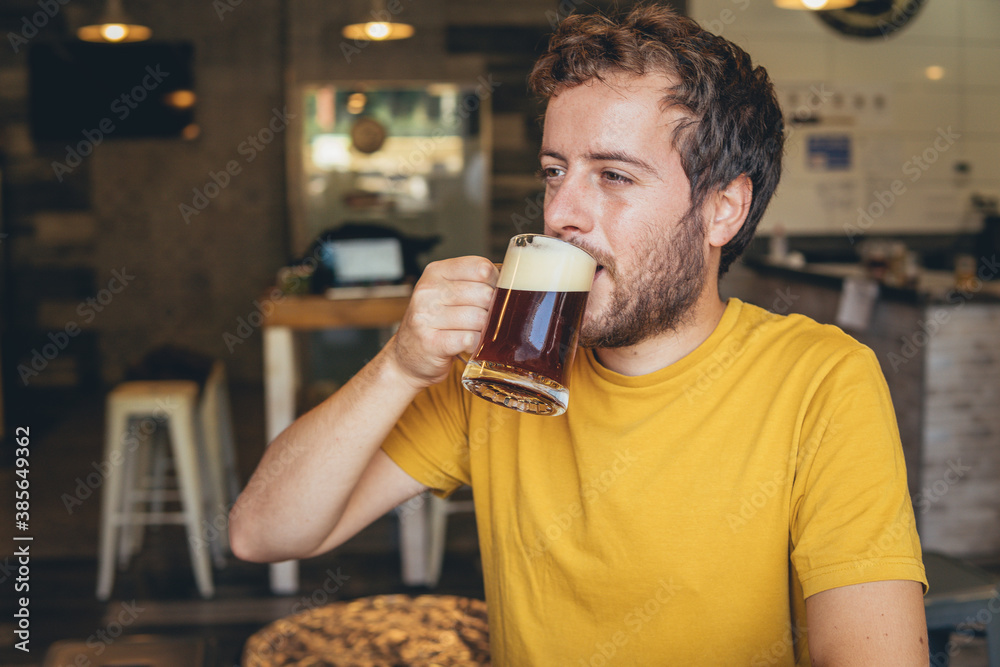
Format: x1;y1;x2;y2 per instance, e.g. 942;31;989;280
576;206;708;349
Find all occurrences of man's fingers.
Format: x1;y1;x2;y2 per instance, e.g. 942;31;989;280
412;305;490;337
388;256;498;386
428;256;499;285
436;330;481;359
435;280;496;309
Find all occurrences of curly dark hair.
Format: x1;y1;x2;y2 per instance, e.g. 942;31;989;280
528;3;784;276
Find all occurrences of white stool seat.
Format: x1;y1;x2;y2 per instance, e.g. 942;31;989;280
96;361;238;600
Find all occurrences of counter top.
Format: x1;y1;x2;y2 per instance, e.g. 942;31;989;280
743;258;1000;305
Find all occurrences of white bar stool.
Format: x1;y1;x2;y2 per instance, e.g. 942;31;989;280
96;360;237;600
396;489;474;587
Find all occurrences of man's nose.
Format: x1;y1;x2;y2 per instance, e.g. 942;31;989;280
543;175;595;238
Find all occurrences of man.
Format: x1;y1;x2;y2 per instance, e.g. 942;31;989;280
232;4;928;664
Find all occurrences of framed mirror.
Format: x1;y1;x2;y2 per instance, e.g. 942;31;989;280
287;81;491;265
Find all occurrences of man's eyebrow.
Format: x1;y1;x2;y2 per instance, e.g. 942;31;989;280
538;148;660;178
538;148;565;162
588;150;660;177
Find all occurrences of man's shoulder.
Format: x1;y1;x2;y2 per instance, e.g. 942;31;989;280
734;298;871;363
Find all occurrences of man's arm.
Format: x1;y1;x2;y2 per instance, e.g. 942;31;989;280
229;257;498;563
806;579;928;666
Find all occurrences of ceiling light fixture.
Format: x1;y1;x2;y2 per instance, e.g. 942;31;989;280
773;0;858;10
78;0;151;43
342;0;414;41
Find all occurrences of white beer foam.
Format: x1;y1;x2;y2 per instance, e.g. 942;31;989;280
497;237;596;292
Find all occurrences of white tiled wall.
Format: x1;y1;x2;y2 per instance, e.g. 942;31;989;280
690;0;1000;236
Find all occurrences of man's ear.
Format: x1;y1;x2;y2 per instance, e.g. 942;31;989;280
706;175;752;249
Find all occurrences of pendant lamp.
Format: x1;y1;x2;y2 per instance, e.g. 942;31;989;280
78;0;152;43
342;0;414;41
774;0;857;9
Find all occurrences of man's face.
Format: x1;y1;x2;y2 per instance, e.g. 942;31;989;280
540;72;708;349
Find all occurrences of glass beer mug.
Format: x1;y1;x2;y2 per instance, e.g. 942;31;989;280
461;234;597;416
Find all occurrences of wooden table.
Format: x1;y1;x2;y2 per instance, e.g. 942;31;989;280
263;293;410;594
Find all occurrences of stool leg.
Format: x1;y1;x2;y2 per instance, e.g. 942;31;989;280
97;400;130;600
116;428;142;569
199;372;228;568
426;494;450;588
216;368;240;507
148;424;170;518
168;400;215;599
128;421;168;559
397;492;430;586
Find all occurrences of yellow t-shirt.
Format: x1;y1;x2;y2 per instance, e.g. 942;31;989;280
382;298;927;666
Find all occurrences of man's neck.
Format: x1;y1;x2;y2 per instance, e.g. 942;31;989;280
592;289;728;377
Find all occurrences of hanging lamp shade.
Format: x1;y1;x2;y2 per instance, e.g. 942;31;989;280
78;0;151;43
342;0;413;41
341;21;414;41
773;0;857;9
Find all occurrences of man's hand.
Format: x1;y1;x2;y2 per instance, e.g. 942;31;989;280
806;579;928;666
390;256;498;389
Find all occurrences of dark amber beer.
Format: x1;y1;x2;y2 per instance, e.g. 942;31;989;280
462;234;596;416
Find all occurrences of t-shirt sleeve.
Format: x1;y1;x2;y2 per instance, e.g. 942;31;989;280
381;359;473;498
789;346;928;598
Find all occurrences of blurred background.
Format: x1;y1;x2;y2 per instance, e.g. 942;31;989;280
0;0;998;665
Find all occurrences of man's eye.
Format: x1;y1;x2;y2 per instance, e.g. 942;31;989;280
603;171;633;184
538;166;564;181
